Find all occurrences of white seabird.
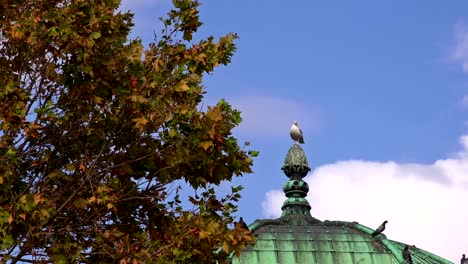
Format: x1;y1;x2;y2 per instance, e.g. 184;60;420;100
290;121;304;144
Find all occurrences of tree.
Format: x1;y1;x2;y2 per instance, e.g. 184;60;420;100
0;0;257;262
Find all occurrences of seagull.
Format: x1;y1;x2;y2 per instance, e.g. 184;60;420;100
238;217;249;231
371;220;388;237
290;121;304;144
403;245;413;264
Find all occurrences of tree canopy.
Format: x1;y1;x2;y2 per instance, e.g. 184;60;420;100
0;0;257;262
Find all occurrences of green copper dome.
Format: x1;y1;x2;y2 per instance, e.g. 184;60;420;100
230;144;453;264
231;220;451;264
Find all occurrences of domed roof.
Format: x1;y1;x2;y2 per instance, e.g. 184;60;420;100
232;220;451;264
230;144;453;264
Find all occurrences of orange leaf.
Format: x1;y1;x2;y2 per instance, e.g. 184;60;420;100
222;241;229;253
103;230;111;239
199;230;209;239
34;193;45;205
130;75;138;88
33;14;41;24
11;24;24;39
132;117;149;131
199;141;213;151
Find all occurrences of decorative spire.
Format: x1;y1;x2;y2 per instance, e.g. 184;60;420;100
282;144;310;177
280;144;319;225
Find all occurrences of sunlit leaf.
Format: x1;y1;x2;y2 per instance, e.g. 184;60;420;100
199;141;213;151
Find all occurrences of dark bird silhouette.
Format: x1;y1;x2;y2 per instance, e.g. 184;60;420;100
403;245;413;264
238;217;249;231
462;254;467;264
371;220;388;237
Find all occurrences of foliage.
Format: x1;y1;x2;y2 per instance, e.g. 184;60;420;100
0;0;257;262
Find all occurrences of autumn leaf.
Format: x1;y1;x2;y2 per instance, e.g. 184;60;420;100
19;213;26;220
10;24;24;39
199;141;213;151
130;95;148;103
40;209;50;218
175;80;190;92
222;241;229;253
19;195;27;204
132;116;149;131
34;193;46;205
106;203;115;210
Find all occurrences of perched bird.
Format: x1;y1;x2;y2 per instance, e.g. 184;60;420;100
238;217;249;231
402;245;413;264
462;254;467;264
290;121;304;144
371;220;388;237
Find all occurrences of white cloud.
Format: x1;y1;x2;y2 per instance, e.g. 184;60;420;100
230;95;319;138
261;135;468;263
262;190;284;218
451;21;468;74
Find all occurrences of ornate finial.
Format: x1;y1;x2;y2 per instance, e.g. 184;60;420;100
290;121;304;144
279;143;319;225
282;144;310;178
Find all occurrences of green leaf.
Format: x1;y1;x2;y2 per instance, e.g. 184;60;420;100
0;234;15;248
90;32;101;39
169;128;177;138
248;150;260;157
51;254;67;264
231;159;241;170
6;148;16;156
183;31;192;41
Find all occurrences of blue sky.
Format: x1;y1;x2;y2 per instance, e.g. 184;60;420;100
122;1;468;262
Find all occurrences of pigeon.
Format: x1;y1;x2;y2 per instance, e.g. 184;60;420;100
238;217;249;231
371;220;388;237
290;121;304;144
462;254;467;264
403;245;413;264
